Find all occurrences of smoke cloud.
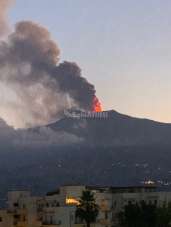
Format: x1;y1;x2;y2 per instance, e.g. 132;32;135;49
0;0;13;37
0;118;83;147
0;21;97;128
16;127;83;147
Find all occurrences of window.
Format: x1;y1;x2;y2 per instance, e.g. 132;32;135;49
66;197;80;205
105;211;108;220
50;215;53;224
13;202;19;207
23;215;26;221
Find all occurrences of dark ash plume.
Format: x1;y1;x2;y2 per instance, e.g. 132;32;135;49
54;61;96;110
0;21;96;128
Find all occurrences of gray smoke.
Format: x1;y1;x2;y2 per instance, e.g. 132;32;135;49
0;21;96;128
0;0;13;37
0;119;83;147
16;127;83;147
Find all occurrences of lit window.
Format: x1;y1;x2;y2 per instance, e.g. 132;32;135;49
66;197;80;205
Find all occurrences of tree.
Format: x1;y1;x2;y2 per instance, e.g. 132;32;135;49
76;190;99;227
156;203;171;227
118;201;171;227
118;201;157;227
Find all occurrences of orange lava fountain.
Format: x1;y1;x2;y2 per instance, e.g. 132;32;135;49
92;96;102;112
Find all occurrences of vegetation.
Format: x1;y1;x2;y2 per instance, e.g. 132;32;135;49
118;201;171;227
76;190;99;227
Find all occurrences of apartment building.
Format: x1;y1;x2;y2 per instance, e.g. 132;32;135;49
0;184;170;227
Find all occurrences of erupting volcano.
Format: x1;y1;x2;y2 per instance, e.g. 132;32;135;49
0;0;103;128
92;96;102;112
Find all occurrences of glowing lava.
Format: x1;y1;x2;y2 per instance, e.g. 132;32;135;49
92;96;102;112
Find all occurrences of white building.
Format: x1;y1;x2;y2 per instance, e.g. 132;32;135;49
0;184;171;227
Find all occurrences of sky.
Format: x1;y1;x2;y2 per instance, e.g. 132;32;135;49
8;0;171;122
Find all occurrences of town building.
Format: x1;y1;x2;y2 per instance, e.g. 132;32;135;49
0;184;171;227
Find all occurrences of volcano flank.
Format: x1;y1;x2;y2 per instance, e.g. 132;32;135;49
1;110;171;204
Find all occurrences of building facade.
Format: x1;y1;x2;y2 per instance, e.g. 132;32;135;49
0;185;171;227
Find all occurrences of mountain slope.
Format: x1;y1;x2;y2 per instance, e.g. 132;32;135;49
1;110;171;204
47;110;171;146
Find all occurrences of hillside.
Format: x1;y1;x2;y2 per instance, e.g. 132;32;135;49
1;110;171;204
